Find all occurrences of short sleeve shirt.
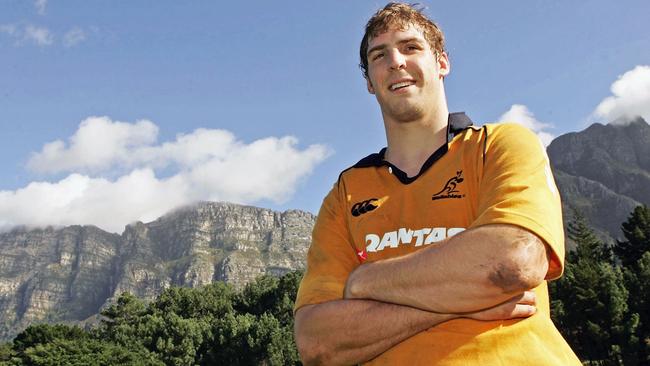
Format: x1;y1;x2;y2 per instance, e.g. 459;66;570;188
295;113;581;365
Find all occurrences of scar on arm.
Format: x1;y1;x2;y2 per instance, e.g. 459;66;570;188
487;232;547;293
488;262;528;293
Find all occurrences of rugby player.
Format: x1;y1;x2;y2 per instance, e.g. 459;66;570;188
294;3;581;365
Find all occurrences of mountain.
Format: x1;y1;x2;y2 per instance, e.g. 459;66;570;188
1;116;649;341
0;202;314;341
549;116;650;241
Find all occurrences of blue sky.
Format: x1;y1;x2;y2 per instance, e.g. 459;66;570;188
1;1;649;233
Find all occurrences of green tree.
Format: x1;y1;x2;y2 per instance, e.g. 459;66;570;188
251;313;301;366
12;324;87;354
101;295;216;365
621;252;650;364
613;205;650;364
235;270;303;324
205;312;300;366
150;282;235;320
21;338;163;366
142;313;211;366
566;210;612;264
8;323;161;366
550;212;636;365
99;292;148;346
5;271;305;366
0;341;15;363
616;205;650;267
143;282;236;365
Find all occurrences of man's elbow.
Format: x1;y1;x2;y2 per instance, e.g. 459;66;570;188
294;333;328;366
487;230;549;293
294;307;331;366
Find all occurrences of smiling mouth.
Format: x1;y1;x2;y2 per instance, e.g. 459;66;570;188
389;80;416;91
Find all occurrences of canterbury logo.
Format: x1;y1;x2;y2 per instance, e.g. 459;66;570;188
351;196;389;217
432;170;465;200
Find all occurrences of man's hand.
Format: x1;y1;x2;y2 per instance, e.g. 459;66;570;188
463;291;536;321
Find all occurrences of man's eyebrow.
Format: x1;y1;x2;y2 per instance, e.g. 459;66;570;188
367;37;424;56
397;37;423;45
367;44;386;56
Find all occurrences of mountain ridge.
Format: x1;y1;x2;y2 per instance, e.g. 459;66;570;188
0;201;314;340
548;116;650;241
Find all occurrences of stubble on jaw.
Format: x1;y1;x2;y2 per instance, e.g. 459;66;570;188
380;98;426;123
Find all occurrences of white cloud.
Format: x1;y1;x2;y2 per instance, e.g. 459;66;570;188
28;116;159;173
63;27;86;47
3;117;331;233
498;104;555;146
0;24;92;47
0;170;189;233
0;24;53;46
35;0;47;15
593;65;650;124
23;25;53;46
1;23;88;48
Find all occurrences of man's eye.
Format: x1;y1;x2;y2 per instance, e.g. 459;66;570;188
407;45;420;51
372;53;384;61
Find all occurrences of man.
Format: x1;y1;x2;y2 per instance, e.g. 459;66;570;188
294;3;581;365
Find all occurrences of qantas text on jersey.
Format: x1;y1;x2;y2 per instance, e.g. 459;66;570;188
365;227;466;253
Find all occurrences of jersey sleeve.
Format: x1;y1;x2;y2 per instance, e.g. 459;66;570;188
294;180;359;313
470;123;565;279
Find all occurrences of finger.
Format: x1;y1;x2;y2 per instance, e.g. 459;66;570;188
465;301;536;321
509;303;537;318
503;291;535;306
515;291;536;305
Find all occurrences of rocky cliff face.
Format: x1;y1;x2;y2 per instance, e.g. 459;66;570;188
553;170;642;241
0;226;120;340
549;117;650;240
0;202;314;340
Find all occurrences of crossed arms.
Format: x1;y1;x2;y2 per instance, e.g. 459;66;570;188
294;224;553;365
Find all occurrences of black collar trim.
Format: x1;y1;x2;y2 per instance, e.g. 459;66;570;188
351;112;474;184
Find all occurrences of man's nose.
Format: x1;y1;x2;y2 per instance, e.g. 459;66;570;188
388;49;406;70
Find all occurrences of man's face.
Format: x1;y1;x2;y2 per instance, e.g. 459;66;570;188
365;25;449;123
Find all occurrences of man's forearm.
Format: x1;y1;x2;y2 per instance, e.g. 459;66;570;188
294;299;454;366
345;224;549;313
294;291;538;365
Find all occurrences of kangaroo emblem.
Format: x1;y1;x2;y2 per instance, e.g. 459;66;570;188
432;171;464;200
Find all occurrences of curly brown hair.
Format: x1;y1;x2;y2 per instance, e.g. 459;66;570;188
359;2;446;78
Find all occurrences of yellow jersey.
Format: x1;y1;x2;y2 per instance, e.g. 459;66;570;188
295;113;581;365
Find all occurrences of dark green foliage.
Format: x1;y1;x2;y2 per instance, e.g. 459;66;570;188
206;312;300;366
621;251;650;364
551;242;634;363
3;271;304;366
13;324;88;354
616;205;650;266
567;210;613;264
150;282;235;319
0;341;15;363
6;323;160;366
617;205;650;364
20;338;163;366
235;270;302;325
550;208;650;365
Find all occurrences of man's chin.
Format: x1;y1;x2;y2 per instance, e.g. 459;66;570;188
386;106;425;123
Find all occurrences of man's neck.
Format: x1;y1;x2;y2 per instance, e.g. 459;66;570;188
383;106;448;178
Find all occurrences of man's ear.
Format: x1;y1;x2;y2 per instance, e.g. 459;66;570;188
366;77;375;94
438;51;450;78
